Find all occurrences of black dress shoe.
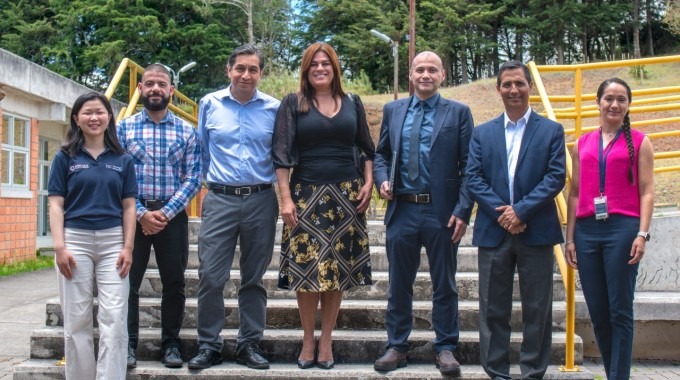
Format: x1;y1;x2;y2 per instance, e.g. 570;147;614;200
162;346;183;368
127;346;137;369
188;349;222;370
236;343;270;369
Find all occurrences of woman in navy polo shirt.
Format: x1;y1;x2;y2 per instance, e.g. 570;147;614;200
48;92;137;380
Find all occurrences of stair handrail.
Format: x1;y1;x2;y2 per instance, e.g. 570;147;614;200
530;56;680;174
526;61;579;373
104;58;202;217
105;58;199;124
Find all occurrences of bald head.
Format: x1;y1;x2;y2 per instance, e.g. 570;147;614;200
412;51;443;69
410;51;445;100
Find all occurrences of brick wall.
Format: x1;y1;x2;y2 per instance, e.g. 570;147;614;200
0;110;38;265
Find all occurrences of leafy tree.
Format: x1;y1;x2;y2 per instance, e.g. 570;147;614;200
0;0;58;67
2;0;679;96
0;0;292;100
295;0;407;92
663;0;680;35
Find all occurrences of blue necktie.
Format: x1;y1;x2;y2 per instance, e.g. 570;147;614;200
408;101;424;181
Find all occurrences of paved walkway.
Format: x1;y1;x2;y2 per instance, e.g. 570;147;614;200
0;269;58;380
1;267;678;379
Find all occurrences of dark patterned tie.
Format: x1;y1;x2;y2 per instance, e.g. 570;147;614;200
408;101;424;181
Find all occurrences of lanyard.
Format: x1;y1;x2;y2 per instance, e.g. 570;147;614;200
598;128;622;194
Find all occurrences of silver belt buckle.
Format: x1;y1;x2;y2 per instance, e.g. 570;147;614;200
418;194;430;203
236;186;252;196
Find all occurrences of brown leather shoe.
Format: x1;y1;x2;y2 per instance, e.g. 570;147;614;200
436;350;461;377
374;348;407;372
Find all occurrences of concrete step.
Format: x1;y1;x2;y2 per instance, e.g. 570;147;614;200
188;219;475;247
13;359;595;379
147;245;482;272
137;269;567;302
45;298;569;332
28;327;583;366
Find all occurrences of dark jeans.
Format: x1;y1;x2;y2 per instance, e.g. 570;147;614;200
575;215;639;380
127;210;189;351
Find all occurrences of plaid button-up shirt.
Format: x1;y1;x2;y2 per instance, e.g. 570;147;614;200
117;109;201;220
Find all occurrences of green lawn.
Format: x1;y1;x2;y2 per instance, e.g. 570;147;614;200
0;254;54;277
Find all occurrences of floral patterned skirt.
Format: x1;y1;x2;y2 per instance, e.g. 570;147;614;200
278;178;372;292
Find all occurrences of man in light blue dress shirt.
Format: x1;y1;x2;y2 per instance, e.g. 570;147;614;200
188;44;280;370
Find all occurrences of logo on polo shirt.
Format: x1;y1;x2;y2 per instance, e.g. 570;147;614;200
106;164;123;172
69;164;89;172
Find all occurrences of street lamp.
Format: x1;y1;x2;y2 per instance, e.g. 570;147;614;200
173;61;197;89
159;61;197;103
370;29;399;100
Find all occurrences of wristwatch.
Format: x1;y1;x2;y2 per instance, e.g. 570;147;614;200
637;231;651;241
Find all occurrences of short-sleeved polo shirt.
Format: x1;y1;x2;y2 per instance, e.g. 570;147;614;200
48;148;138;230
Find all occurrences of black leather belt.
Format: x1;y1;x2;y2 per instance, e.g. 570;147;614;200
209;183;272;196
140;199;169;211
398;193;431;204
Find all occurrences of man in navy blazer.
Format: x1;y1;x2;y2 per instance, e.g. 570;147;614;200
373;51;474;377
466;61;566;379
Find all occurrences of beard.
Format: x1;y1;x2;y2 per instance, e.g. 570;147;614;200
142;93;170;111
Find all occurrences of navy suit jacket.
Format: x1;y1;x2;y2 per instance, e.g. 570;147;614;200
466;111;566;248
374;95;474;227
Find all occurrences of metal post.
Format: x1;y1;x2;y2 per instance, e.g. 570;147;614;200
409;0;416;95
560;265;580;372
574;68;583;138
393;42;399;100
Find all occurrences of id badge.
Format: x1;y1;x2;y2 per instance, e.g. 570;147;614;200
594;195;608;220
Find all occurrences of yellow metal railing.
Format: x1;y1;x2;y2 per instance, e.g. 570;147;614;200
530;56;680;174
527;62;579;372
105;58;202;216
527;54;680;372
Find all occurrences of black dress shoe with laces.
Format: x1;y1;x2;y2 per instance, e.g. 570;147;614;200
127;346;137;369
162;346;183;368
236;343;270;369
188;349;223;370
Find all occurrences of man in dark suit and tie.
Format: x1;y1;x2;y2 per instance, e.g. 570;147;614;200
466;60;566;379
373;51;474;377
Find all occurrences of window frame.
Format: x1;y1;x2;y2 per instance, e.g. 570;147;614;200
1;113;32;197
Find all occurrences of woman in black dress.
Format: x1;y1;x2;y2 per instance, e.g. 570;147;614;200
273;42;375;369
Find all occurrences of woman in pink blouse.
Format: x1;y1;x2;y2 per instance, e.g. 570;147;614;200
565;78;654;379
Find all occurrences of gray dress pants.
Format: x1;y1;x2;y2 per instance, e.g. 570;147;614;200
195;188;278;352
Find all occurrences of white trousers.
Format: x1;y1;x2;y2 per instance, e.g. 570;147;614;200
58;227;129;380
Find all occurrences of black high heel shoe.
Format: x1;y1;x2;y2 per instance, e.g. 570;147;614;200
317;359;334;370
297;342;316;369
316;341;334;370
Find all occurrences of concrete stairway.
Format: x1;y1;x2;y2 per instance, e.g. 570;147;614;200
15;219;594;379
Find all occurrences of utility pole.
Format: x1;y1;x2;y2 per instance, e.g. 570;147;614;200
409;0;416;95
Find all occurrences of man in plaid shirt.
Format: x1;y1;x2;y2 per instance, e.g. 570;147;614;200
117;64;201;369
